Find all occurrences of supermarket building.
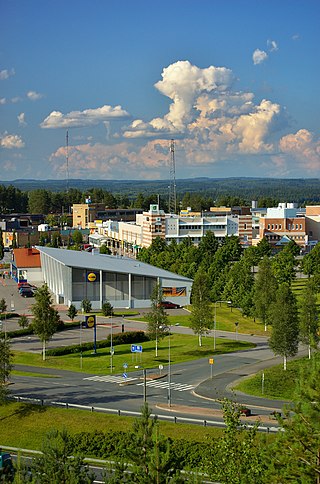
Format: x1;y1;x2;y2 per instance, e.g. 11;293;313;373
37;246;192;310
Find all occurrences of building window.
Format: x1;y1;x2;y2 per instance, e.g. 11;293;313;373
244;223;247;230
279;224;282;229
271;224;274;230
267;224;270;230
300;224;302;230
288;224;291;230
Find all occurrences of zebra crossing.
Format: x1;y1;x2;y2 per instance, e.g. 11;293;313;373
83;375;137;384
136;381;195;392
83;375;195;392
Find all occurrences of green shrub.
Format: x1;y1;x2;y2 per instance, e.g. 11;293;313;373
46;331;149;356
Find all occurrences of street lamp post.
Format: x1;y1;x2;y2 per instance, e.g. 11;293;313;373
214;300;232;351
235;321;239;341
110;316;114;373
160;324;172;407
80;319;83;369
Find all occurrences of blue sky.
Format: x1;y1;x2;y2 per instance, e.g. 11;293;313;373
0;0;319;181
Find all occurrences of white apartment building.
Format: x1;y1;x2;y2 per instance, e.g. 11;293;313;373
165;214;239;245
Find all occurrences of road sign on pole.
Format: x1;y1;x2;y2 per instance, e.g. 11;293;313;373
209;357;214;379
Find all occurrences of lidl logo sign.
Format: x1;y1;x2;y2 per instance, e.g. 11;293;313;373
85;315;96;328
87;272;97;282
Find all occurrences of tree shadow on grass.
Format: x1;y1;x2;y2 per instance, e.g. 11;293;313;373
0;402;47;421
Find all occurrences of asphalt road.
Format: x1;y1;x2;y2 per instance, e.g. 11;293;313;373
2;275;305;427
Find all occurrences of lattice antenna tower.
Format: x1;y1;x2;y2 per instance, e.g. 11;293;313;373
169;139;177;214
65;129;70;193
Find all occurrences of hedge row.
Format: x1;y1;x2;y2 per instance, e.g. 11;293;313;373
0;312;20;320
64;430;213;471
46;331;149;356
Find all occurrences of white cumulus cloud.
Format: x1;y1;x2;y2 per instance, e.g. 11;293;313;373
124;60;234;138
253;49;268;65
0;132;25;149
27;90;44;101
279;129;320;171
41;104;130;129
267;40;278;52
0;68;15;80
44;60;318;179
18;113;27;126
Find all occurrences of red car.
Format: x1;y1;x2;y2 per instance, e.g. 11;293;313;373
160;301;180;309
18;282;37;291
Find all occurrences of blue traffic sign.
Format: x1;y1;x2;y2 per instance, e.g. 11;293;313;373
122;373;127;379
131;344;143;353
123;363;128;369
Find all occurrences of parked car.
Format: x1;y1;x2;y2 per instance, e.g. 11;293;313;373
160;301;180;309
20;288;35;298
18;283;37;293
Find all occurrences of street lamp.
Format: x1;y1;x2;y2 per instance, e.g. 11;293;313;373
214;300;232;351
110;316;114;373
235;321;239;341
160;324;171;407
80;318;83;369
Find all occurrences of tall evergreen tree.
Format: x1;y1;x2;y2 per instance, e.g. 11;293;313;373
253;256;278;331
269;284;299;370
31;284;61;360
128;403;178;483
32;428;94;483
299;281;319;359
190;270;212;347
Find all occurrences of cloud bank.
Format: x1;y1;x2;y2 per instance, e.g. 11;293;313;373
41;104;130;129
0;133;25;149
44;60;319;179
0;68;15;80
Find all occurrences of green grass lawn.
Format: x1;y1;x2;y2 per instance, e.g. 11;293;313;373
11;370;60;378
233;354;319;400
12;334;255;374
0;402;226;451
132;304;270;336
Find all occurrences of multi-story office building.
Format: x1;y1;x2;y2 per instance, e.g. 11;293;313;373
259;203;307;249
77;201;320;256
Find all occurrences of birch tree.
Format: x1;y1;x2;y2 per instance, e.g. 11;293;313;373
32;284;61;360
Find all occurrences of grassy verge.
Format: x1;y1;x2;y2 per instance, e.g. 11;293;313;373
0;402;224;450
11;370;60;378
12;334;255;374
233;354;319;400
131;305;270;336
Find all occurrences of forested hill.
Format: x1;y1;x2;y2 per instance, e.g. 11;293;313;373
1;177;320;204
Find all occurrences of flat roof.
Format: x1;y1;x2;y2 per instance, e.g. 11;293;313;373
36;246;193;282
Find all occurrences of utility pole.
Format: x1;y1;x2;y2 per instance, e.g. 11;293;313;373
168;139;177;214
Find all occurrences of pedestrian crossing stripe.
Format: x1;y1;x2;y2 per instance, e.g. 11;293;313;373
136;381;195;391
84;375;137;384
83;375;195;392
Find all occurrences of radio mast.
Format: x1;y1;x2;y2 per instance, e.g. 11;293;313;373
66;129;70;193
168;139;177;214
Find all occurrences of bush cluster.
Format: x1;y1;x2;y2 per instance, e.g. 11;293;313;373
46;331;148;356
65;430;211;470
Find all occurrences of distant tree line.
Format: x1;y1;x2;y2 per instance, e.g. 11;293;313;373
1;178;320;214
